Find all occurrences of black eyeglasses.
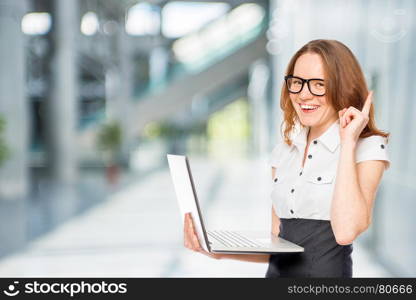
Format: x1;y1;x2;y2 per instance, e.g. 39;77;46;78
284;75;326;96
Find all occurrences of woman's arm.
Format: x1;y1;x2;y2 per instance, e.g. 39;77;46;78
331;92;386;245
330;144;385;245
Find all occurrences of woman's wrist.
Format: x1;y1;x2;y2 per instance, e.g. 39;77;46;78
200;250;223;260
340;139;357;150
209;253;224;260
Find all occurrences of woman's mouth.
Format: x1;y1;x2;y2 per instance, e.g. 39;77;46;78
299;103;320;114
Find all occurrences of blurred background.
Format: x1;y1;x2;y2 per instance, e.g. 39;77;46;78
0;0;414;277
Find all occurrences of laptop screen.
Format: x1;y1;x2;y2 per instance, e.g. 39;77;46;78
167;154;211;252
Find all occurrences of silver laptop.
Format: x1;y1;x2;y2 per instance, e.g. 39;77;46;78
167;154;304;254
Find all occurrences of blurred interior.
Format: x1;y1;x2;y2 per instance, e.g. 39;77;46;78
0;0;415;277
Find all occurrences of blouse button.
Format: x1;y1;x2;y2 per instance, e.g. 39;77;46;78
291;188;295;193
274;178;278;182
313;140;317;145
381;144;385;149
317;176;322;181
308;154;312;159
290;209;294;214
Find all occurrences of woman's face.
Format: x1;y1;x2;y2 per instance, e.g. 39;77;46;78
289;53;338;129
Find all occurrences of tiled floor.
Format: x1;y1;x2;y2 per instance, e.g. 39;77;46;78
0;157;391;277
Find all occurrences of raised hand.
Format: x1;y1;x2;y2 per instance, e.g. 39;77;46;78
338;91;372;144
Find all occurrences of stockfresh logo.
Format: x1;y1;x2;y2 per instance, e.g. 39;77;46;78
3;281;20;297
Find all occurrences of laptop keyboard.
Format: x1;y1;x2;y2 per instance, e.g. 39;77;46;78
207;230;263;248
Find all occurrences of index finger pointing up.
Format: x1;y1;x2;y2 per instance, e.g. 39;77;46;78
361;91;373;115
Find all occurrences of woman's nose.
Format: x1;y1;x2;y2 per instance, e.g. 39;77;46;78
299;83;313;99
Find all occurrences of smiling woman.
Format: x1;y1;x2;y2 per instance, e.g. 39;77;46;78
182;39;391;278
265;39;390;277
280;40;388;145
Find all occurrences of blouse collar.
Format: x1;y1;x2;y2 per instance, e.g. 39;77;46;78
291;120;340;153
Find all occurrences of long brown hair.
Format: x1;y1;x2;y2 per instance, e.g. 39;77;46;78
280;39;389;145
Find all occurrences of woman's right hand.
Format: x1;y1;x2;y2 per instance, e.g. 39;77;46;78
184;212;222;260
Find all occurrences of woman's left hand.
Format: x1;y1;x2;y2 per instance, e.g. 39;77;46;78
338;91;373;145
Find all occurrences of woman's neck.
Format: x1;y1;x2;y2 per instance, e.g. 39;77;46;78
307;117;338;143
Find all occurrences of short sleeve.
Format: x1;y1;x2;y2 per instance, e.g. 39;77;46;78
269;142;284;168
356;135;390;170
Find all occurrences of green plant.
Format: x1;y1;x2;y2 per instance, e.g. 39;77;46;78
145;121;186;139
97;121;121;163
0;115;9;167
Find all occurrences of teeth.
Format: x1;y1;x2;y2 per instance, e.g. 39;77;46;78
300;104;319;110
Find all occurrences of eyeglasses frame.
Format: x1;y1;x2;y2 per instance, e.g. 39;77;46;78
284;75;326;96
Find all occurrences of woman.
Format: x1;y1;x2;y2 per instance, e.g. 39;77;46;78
183;39;390;277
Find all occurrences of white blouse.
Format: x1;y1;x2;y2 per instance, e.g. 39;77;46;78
269;120;390;221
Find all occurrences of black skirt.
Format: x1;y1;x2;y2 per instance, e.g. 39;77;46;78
265;218;353;278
